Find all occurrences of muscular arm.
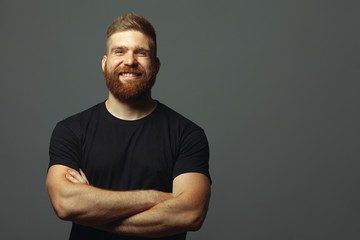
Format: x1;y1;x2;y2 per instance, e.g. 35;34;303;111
96;172;211;238
46;164;172;226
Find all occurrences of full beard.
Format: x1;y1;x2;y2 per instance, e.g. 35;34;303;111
103;62;157;102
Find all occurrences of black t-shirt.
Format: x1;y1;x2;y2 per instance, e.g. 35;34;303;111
49;101;211;240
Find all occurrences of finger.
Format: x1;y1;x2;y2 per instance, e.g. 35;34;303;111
66;173;80;184
67;169;87;184
79;169;89;185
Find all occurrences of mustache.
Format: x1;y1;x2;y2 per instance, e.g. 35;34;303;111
114;66;145;75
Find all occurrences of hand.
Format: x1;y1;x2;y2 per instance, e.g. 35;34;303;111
65;169;89;185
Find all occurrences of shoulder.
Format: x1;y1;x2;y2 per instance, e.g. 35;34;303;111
58;102;103;126
156;102;204;133
53;102;104;138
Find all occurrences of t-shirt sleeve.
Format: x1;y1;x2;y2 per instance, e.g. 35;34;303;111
48;121;81;171
172;128;212;184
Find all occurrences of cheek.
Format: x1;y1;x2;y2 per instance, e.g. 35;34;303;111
141;61;154;73
108;58;122;69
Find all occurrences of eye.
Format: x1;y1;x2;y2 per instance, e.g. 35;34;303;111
115;50;124;55
136;51;147;56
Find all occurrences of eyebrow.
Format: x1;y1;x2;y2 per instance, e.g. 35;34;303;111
111;46;150;52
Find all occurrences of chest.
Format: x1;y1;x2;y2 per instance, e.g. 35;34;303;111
80;122;178;191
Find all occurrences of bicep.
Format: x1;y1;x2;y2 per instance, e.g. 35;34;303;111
47;164;87;220
46;164;76;201
173;172;211;210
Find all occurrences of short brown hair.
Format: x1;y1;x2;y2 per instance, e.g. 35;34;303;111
106;12;157;58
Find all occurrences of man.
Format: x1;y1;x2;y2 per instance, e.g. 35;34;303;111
46;12;211;240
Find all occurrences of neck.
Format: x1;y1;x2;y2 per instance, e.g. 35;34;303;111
105;92;157;120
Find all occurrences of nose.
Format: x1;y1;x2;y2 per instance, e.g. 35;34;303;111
124;52;137;66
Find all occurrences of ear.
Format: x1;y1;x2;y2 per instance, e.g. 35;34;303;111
102;55;107;72
155;57;161;74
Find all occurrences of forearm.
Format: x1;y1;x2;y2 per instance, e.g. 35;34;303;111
46;165;171;226
97;190;210;238
55;185;167;226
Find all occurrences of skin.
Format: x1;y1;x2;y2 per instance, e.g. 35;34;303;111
47;165;172;226
103;30;161;120
66;169;211;238
46;30;211;237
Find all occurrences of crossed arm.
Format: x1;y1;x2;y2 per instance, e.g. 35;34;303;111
46;164;211;238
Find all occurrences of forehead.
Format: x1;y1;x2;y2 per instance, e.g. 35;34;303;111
108;30;151;50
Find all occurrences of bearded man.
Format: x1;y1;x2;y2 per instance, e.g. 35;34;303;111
46;12;211;240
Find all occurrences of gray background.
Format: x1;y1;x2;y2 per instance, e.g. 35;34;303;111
1;0;359;239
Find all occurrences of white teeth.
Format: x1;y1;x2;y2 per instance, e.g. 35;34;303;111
122;73;138;77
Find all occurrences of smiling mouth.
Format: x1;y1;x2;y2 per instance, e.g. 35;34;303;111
120;72;142;77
